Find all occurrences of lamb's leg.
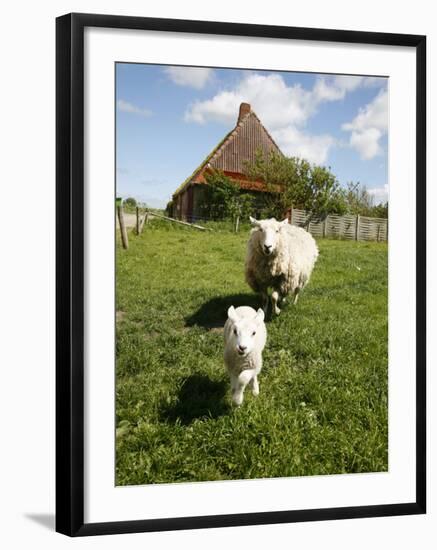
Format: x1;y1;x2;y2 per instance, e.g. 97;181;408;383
271;290;281;315
248;375;259;396
230;373;244;406
230;372;239;396
232;370;253;406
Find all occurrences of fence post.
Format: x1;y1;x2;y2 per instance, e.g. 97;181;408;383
138;209;147;234
355;214;360;241
290;206;294;225
323;216;328;238
235;215;240;233
135;206;140;235
377;224;381;242
117;204;129;249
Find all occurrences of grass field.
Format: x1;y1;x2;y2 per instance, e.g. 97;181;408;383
115;220;388;485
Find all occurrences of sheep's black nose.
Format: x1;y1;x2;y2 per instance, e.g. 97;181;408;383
264;244;272;252
238;345;247;352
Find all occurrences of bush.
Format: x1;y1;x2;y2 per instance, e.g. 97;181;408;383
124;197;137;208
244;151;347;218
199;170;255;222
343;183;388;218
371;202;388;219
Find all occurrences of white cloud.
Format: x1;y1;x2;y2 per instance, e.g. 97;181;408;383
342;90;388;159
185;73;314;127
313;75;361;101
349;128;383;160
184;73;385;164
164;66;213;89
272;126;335;164
117;99;152;117
368;184;388;204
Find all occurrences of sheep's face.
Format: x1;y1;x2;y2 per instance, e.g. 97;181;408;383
250;216;289;256
227;306;265;357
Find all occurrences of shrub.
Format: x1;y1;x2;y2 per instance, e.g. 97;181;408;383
200;170;255;222
245;151;347;218
124;197;137;208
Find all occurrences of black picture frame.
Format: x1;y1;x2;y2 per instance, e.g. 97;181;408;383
56;12;426;537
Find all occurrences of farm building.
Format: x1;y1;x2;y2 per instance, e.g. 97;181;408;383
171;103;283;221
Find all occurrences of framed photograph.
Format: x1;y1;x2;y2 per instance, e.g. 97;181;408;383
56;12;426;536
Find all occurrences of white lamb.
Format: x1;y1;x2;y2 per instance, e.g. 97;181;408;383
224;305;267;406
245;216;319;315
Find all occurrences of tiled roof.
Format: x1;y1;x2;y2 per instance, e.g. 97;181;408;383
173;104;282;198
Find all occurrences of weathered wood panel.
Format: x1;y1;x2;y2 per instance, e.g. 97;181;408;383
288;208;388;241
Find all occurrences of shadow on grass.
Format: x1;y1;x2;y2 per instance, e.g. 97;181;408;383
159;374;230;425
185;293;260;329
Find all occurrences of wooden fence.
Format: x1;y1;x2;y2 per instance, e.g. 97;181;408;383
289;208;388;242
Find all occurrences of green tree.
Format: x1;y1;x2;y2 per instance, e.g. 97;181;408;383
309;165;347;215
343;182;374;216
371;201;388;218
124;197;137;209
245;151;346;218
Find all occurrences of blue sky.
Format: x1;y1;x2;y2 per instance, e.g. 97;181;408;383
116;63;388;209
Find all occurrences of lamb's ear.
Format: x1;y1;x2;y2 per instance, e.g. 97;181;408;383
227;306;238;323
249;216;260;227
255;308;265;324
281;218;289;225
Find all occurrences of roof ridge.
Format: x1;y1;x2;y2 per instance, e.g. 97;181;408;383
207;113;249;165
173;107;282;198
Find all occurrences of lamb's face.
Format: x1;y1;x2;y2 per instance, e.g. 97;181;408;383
250;216;289;256
227;306;264;357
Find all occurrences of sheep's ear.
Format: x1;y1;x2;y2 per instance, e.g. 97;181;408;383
249;216;260;227
227;306;238;323
281;218;289;225
255;308;265;324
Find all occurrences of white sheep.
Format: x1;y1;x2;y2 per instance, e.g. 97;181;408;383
224;305;267;406
245;216;319;315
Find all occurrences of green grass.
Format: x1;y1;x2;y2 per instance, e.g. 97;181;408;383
116;220;388;485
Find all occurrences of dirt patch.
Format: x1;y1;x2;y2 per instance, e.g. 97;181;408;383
116;311;126;322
